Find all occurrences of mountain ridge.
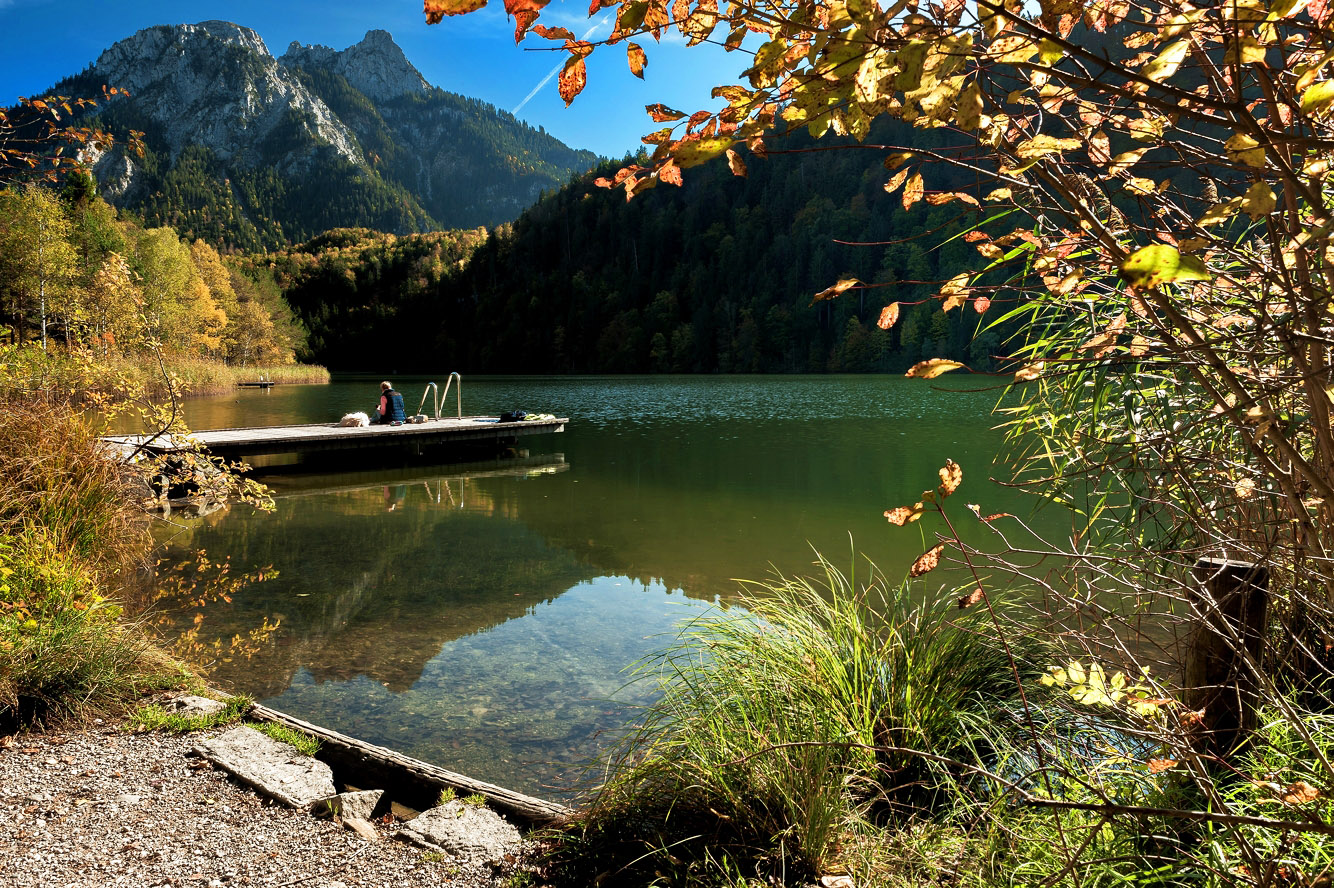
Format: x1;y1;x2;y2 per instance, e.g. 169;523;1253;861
46;21;598;250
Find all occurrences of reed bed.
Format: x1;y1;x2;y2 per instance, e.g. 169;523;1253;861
0;396;184;727
547;557;1048;886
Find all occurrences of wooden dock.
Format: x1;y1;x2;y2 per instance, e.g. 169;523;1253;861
104;416;567;462
236;381;276;388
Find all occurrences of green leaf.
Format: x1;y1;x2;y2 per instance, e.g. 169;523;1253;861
1120;244;1211;287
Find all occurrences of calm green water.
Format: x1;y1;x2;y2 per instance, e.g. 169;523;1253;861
142;375;1038;799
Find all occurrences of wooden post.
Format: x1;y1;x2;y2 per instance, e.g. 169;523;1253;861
1184;557;1270;759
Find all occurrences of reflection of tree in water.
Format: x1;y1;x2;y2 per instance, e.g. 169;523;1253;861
148;479;595;697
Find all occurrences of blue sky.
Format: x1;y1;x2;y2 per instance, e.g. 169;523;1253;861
0;0;743;159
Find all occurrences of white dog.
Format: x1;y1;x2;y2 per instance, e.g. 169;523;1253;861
337;411;371;428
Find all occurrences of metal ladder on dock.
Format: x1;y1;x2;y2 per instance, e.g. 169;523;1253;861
415;372;462;421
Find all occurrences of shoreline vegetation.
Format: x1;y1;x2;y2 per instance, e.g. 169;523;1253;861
5;356;1334;886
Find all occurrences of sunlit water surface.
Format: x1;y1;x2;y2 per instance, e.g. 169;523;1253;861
136;375;1042;799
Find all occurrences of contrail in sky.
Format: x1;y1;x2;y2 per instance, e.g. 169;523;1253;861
512;14;611;117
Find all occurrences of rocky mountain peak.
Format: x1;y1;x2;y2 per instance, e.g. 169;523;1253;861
86;21;360;171
280;29;428;102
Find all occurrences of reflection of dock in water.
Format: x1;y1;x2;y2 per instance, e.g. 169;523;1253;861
259;452;569;493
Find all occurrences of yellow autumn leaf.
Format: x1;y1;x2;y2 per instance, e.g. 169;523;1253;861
906;359;967;379
1225;133;1266;168
1015;134;1083;159
1139;39;1190;86
1241;181;1276;220
1301;80;1334;117
938;459;963;496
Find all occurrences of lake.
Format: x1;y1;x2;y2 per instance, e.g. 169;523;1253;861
138;374;1041;799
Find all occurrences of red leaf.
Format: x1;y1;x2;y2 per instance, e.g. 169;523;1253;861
973;296;992;314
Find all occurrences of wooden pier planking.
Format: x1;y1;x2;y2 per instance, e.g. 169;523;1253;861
103;416;566;461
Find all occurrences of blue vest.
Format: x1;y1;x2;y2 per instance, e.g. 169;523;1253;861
381;389;406;423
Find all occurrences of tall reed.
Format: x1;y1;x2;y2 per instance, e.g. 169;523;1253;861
0;396;176;725
553;556;1046;886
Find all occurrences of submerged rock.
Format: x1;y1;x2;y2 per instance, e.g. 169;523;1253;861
192;726;335;809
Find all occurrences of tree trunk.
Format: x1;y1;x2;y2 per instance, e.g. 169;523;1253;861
1184;557;1270;760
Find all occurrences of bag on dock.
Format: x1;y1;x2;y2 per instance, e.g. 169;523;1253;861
499;410;528;423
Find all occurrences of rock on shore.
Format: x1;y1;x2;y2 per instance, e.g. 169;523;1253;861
0;726;534;888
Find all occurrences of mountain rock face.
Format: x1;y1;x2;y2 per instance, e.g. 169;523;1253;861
56;22;596;250
281;30;429;102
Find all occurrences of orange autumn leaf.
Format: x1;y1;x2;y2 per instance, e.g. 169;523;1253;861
646;103;687;122
628;42;648;78
910;543;946;577
532;24;576;40
885;503;925;525
812;278;862;302
424;0;488;22
958;587;985;608
877;302;900;330
558;56;587;105
974;296;992;314
726;148;748;177
1281;781;1322;805
902;172;924;211
1147;757;1178;773
660;162;684;186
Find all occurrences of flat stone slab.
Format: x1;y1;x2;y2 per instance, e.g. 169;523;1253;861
166;695;227;716
193;726;335;809
394;801;522;864
312;789;384;822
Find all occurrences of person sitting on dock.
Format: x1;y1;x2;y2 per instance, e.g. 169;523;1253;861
375;381;406;425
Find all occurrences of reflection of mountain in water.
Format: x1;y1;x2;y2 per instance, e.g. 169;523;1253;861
147;459;594;696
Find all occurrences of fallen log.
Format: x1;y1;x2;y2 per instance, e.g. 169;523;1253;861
247;703;571;825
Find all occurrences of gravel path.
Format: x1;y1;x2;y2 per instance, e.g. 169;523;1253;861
0;725;536;888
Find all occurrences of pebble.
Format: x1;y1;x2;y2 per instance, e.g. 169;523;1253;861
0;728;536;887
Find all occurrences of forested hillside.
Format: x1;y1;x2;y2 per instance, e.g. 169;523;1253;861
269;119;1018;374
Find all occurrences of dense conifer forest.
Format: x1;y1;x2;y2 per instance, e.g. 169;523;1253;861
268;119;1021;374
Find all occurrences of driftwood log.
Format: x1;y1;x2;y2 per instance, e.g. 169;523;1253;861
247;703;571;824
1184;557;1270;759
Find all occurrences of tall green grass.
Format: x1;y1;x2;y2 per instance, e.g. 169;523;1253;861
0;396;183;725
552;557;1047;886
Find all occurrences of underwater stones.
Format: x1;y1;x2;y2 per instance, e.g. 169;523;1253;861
192;726;335;809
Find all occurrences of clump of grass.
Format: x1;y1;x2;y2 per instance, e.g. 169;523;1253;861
463;793;488;807
124;695;251;733
437;787;457;806
0;395;188;726
547;555;1047;886
249;720;321;756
